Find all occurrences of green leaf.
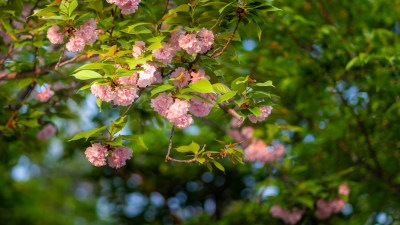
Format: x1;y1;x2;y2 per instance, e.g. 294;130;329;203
151;84;175;96
110;116;127;136
74;63;105;73
212;160;225;173
68;126;107;141
146;42;164;50
19;119;39;127
189;79;214;93
96;98;102;112
212;83;231;94
196;157;205;164
87;0;103;12
255;80;274;87
206;163;213;172
345;57;359;70
104;136;123;146
68;0;78;16
147;36;166;42
219;2;234;14
175;141;200;153
72;70;103;80
121;135;148;150
248;107;261;117
216;91;237;104
32;6;59;17
296;196;314;209
17;78;32;90
231;77;247;92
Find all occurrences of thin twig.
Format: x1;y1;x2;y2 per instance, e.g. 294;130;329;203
55;47;66;70
207;93;244;125
164;125;197;163
157;0;170;34
0;55;91;80
209;17;242;58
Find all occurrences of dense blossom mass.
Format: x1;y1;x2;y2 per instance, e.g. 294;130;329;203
85;143;133;168
66;18;99;53
47;25;64;44
315;184;350;219
106;0;141;15
270;205;305;225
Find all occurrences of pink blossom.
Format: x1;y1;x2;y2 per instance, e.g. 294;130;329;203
190;69;210;83
241;126;254;140
315;198;346;219
151;93;174;117
153;42;176;64
33;86;54;102
166;99;193;129
75;18;98;44
153;71;163;84
178;33;201;54
114;86;137;106
166;99;190;121
107;146;133;168
330;198;346;213
230;117;241;128
244;139;285;162
132;41;145;58
85;143;108;167
110;0;141;15
66;36;85;53
170;30;184;50
170;113;194;129
171;67;190;88
117;73;138;87
270;205;304;225
248;106;272;123
137;63;158;88
270;205;284;218
189;92;214;117
37;124;56;139
90;83;116;102
338;184;350;196
47;25;64;44
198;28;214;53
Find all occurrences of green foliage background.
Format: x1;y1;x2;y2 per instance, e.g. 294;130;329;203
1;0;400;224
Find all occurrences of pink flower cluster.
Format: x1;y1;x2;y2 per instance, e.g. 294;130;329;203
245;140;285;162
152;42;176;64
85;143;133;168
33;86;54;102
37;124;57;140
151;93;193;129
106;0;141;15
315;184;350;219
47;25;64;44
171;28;214;54
66;19;99;53
227;123;285;162
248;105;272;123
270;205;305;225
150;68;214;129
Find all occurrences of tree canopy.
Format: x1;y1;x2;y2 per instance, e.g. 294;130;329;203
1;0;399;224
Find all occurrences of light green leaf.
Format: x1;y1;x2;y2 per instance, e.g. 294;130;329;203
212;160;225;173
216;91;237;104
68;126;107;141
151;84;175;96
248;107;262;117
212;83;231;94
146;42;164;51
72;70;103;80
255;80;274;87
189;79;214;93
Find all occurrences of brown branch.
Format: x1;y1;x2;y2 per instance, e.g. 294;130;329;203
54;47;66;70
208;93;244;125
164;125;197;163
0;55;91;81
121;88;145;117
209;17;242;58
157;0;170;34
